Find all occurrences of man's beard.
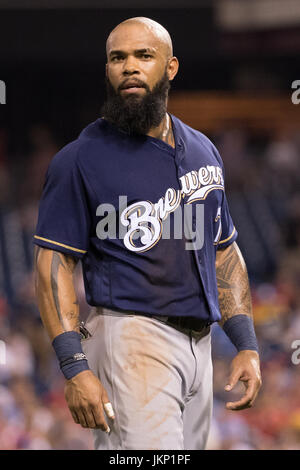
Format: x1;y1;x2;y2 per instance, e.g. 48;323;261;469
101;70;170;135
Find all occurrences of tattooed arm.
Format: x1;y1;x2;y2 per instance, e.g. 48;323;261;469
34;246;80;340
34;246;114;431
216;241;252;327
216;242;262;411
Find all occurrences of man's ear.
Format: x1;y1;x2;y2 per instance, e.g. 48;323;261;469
105;63;108;78
167;57;179;82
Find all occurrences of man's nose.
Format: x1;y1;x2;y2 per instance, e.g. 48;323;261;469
122;56;140;75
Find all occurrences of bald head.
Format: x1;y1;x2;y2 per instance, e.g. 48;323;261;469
106;17;173;60
105;16;179;98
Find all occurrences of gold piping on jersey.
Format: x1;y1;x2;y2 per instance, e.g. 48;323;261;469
218;227;236;245
34;235;87;254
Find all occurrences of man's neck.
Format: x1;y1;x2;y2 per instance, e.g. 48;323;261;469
147;113;175;149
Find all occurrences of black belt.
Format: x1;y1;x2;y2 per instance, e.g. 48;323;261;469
138;313;211;339
96;307;211;339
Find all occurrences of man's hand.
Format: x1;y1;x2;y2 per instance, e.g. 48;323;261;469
224;350;262;411
64;370;115;431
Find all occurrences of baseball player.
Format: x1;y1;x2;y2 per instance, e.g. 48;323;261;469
34;17;262;450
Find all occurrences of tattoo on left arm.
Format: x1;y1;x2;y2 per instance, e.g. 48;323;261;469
51;252;66;328
50;251;80;332
216;242;252;327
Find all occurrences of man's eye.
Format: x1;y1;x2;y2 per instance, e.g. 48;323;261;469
138;53;152;59
112;56;123;61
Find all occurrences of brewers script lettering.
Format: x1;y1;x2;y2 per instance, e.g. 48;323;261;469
120;165;224;252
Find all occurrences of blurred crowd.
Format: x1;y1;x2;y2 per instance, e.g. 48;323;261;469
0;121;300;450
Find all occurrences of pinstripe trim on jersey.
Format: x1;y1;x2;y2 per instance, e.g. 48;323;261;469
218;227;236;245
34;235;87;254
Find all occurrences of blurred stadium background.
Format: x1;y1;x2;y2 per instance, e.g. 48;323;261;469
0;0;300;450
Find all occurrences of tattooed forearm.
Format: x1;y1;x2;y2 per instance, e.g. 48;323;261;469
51;252;66;328
50;251;79;331
216;242;252;327
65;310;80;332
35;247;80;340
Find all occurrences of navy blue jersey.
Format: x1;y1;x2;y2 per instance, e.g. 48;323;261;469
34;115;237;322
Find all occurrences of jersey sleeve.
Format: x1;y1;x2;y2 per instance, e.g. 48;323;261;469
217;191;238;249
34;142;91;258
211;142;238;249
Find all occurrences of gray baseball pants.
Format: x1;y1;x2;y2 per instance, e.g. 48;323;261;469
81;306;213;450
